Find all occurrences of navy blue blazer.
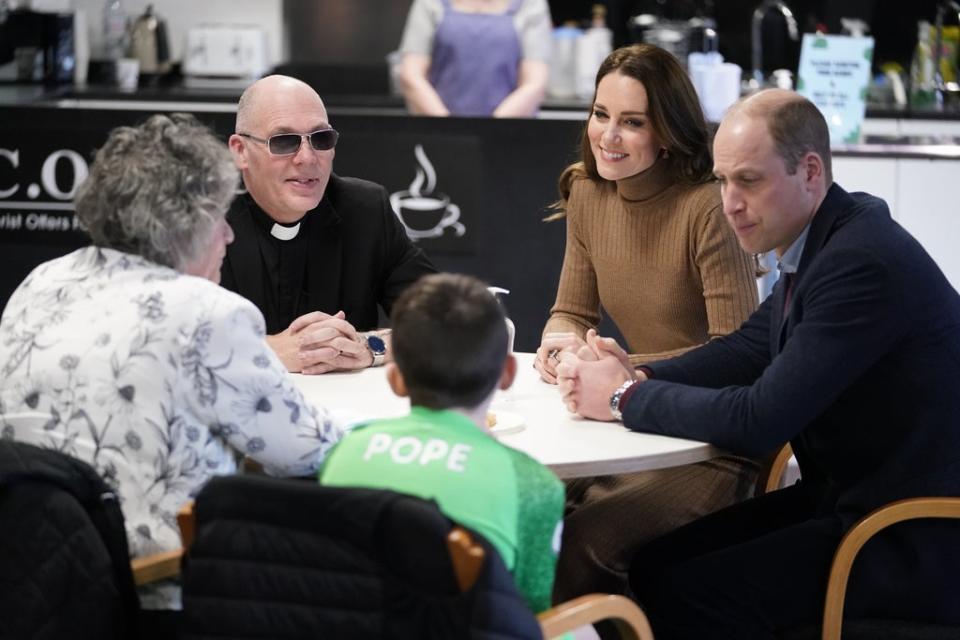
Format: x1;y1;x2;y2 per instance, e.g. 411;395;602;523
623;184;960;523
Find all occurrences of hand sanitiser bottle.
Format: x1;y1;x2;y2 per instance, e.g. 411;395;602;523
487;287;516;354
102;0;128;61
575;4;613;100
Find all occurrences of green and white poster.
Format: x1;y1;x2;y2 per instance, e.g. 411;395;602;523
797;34;874;144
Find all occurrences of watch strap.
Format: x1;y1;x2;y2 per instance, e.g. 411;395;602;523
609;380;635;421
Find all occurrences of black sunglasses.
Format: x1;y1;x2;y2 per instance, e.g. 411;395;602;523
238;128;339;155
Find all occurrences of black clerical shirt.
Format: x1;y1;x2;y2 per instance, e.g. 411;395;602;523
247;200;310;329
220;174;437;335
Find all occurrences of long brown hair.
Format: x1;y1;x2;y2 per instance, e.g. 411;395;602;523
548;44;714;219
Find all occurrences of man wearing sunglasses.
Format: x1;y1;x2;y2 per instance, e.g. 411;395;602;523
222;75;436;374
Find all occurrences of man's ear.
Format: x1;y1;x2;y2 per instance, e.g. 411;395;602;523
386;363;409;398
228;134;248;170
803;151;824;185
498;354;517;391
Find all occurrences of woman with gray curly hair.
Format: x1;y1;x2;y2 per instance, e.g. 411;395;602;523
0;114;345;611
75;112;239;278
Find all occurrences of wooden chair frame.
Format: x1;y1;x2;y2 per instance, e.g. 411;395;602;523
129;501;195;586
763;443;960;640
448;524;654;640
821;496;960;640
759;442;795;495
538;594;655;640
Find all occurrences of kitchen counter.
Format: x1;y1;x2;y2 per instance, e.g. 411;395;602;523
836;135;960;159
862;102;960;121
6;78;960;117
541;95;960;120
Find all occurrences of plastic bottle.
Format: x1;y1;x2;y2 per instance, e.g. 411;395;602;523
910;21;935;107
549;22;582;99
575;4;613;100
74;6;90;85
487;287;516;354
102;0;127;61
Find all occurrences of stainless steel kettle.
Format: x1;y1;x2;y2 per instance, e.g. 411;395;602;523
128;4;170;75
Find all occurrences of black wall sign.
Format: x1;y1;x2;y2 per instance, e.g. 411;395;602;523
0;105;585;352
336;133;481;253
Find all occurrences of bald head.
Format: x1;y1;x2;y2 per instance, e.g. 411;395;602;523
229;74;334;224
722;89;832;184
236;75;326;134
726;88;803;120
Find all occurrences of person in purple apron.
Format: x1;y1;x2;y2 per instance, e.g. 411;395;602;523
398;0;551;117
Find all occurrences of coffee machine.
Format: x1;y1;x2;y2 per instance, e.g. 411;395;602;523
0;7;76;84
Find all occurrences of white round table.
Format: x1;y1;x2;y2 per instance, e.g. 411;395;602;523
293;352;722;479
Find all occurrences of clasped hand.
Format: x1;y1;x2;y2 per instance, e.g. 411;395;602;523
554;329;642;420
268;310;373;374
534;332;589;384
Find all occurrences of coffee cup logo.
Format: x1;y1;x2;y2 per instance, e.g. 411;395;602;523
390;145;465;240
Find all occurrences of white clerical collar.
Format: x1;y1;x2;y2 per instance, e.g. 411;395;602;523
270;222;301;241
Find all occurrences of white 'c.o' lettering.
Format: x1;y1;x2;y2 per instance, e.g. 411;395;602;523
41;149;89;200
0;148;20;199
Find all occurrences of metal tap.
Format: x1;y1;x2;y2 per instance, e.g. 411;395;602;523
934;0;960;105
751;0;799;89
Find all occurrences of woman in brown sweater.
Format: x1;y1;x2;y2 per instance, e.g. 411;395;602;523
536;44;761;603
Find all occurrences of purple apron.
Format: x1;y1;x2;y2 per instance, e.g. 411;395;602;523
429;0;524;116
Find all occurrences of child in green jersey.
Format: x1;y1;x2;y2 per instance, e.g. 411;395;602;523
320;273;564;613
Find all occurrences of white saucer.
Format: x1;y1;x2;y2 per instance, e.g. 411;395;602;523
489;410;525;436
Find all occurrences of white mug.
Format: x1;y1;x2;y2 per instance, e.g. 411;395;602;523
115;58;140;91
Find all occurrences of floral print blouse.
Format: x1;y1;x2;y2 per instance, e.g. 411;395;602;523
0;247;343;608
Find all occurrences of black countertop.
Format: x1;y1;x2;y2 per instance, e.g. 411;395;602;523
5;80;960;120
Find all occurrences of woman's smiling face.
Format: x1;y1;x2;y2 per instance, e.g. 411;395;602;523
587;71;662;181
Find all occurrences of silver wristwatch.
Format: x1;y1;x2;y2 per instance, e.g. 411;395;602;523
362;332;387;367
609;380;635;421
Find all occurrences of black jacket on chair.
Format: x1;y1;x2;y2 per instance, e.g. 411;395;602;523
180;475;542;640
0;440;139;640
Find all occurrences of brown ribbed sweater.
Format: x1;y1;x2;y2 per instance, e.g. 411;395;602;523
544;160;759;365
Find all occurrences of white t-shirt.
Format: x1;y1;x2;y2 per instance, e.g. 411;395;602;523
399;0;553;62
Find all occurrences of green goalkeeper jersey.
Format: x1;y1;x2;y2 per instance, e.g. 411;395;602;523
319;406;564;613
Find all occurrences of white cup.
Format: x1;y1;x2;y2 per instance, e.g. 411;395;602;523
386;50;402;96
700;63;742;123
115;58;140;91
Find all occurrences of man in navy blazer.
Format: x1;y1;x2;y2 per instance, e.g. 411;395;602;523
557;89;960;637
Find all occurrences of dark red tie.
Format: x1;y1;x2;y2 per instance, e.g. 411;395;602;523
782;272;795;314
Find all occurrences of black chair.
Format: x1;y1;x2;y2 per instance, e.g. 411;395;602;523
0;440;140;640
179;474;653;640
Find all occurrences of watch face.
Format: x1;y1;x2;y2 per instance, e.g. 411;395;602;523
366;334;387;355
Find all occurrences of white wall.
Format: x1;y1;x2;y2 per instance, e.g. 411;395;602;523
833;155;960;292
832;117;960;293
896;159;960;290
832;157;898;214
44;0;285;66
